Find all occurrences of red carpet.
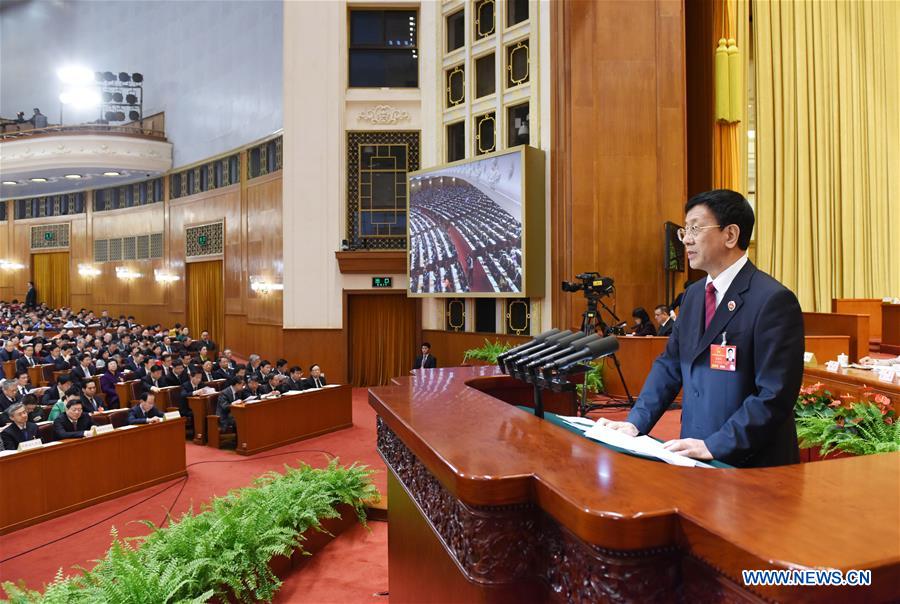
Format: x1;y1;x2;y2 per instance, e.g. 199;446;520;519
0;389;389;600
0;386;683;601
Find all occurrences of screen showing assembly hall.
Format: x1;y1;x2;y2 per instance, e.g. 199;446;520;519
408;149;525;295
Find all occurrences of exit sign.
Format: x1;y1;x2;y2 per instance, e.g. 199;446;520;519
44;232;54;241
372;277;392;288
198;235;208;246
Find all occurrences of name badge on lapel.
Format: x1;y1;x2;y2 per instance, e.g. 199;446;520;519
710;332;737;372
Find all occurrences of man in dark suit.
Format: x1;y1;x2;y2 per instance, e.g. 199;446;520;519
15;344;39;375
599;190;805;468
42;374;74;406
0;379;21;415
142;365;166;394
654;305;674;337
1;402;40;450
80;380;105;414
25;282;37;308
53;396;94;439
216;378;244;433
0;340;21;362
412;343;437;370
70;353;96;387
197;331;217;354
301;364;327;389
280;366;306;392
127;393;165;425
212;357;233;381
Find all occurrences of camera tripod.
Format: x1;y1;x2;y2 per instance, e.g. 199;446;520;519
577;296;635;416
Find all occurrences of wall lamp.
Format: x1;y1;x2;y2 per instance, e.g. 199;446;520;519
0;260;25;271
115;266;142;280
250;277;283;294
154;269;180;283
78;264;101;277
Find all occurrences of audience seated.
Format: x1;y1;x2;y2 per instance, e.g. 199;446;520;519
302;364;327;389
0;402;39;450
99;359;123;407
53;397;94;439
127;392;164;425
217;378;244;433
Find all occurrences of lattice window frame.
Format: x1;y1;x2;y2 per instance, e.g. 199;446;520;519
185;221;225;259
30;223;70;250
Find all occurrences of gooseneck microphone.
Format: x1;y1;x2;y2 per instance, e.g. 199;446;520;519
500;330;573;373
523;334;601;373
542;336;620;371
496;328;561;368
508;331;585;373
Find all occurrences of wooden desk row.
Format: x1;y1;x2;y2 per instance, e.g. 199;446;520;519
188;386;353;455
0;419;187;535
370;367;900;603
602;335;854;400
802;364;900;416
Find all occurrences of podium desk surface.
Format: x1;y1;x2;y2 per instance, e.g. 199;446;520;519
371;366;899;599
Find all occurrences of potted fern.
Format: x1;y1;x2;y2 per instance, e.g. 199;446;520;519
794;383;900;460
462;339;512;365
575;359;605;398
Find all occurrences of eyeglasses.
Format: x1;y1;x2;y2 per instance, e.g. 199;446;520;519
676;224;721;242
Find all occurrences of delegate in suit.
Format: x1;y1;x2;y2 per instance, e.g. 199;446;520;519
412;343;437;370
599;190;804;467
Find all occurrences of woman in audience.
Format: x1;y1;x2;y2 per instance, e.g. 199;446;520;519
100;359;123;408
631;307;657;337
53;396;94;439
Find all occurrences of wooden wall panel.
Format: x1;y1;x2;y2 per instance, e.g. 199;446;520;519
245;173;283;325
421;329;530;368
552;0;687;331
282;329;347;385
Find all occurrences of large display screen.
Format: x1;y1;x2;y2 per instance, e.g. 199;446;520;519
408;147;542;297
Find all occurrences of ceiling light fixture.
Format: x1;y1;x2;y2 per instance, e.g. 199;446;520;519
103;171;121;177
64;174;82;179
30;178;48;183
2;181;17;185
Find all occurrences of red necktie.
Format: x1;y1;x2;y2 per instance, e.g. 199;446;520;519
705;282;717;329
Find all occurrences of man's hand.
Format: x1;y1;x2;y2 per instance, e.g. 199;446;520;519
663;438;713;460
148;416;163;424
595;418;639;437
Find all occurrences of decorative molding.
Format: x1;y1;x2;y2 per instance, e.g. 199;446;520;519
357;105;411;125
0;134;173;174
377;417;688;600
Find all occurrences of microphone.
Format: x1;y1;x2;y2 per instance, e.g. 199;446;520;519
523;334;601;373
501;330;573;373
542;336;619;371
496;328;561;367
508;331;584;374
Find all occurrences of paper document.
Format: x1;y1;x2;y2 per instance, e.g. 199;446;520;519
323;384;340;388
283;390;303;395
558;416;597;430
583;422;713;468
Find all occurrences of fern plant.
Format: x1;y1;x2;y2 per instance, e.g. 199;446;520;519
1;460;377;603
462;339;512;364
575;359;605;397
794;383;900;457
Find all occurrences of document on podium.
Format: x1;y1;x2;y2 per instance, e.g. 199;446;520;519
560;416;714;468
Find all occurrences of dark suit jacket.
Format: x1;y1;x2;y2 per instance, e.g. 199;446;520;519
54;356;72;370
626;261;804;468
0;392;18;413
71;364;96;385
632;322;657;337
212;368;233;381
657;320;674;337
53;413;94;439
1;421;39;450
0;348;21;362
413;354;437;370
41;388;67;405
301;376;327;389
280;377;305;392
81;395;104;414
25;286;36;307
15;355;39;375
217;387;240;425
127;404;164;425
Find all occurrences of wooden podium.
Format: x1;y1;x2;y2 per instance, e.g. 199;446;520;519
370;367;900;603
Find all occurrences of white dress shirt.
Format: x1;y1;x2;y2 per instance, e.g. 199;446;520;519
705;253;749;309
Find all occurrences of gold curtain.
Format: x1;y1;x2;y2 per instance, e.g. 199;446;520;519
754;0;900;310
713;0;749;193
32;252;70;309
186;260;224;349
348;293;417;387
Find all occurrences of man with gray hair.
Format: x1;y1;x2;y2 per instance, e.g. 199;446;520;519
1;402;40;450
0;379;21;417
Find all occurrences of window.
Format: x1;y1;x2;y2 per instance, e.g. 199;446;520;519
447;121;465;162
474;0;495;40
474;298;497;333
446;65;465;107
507;102;530;146
506;39;529;88
475;112;496;155
347;131;420;250
445;298;466;331
475;53;496;98
16;194;85;219
505;298;530;334
349;9;418;88
0;201;6;221
447;9;465;52
507;0;528;27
